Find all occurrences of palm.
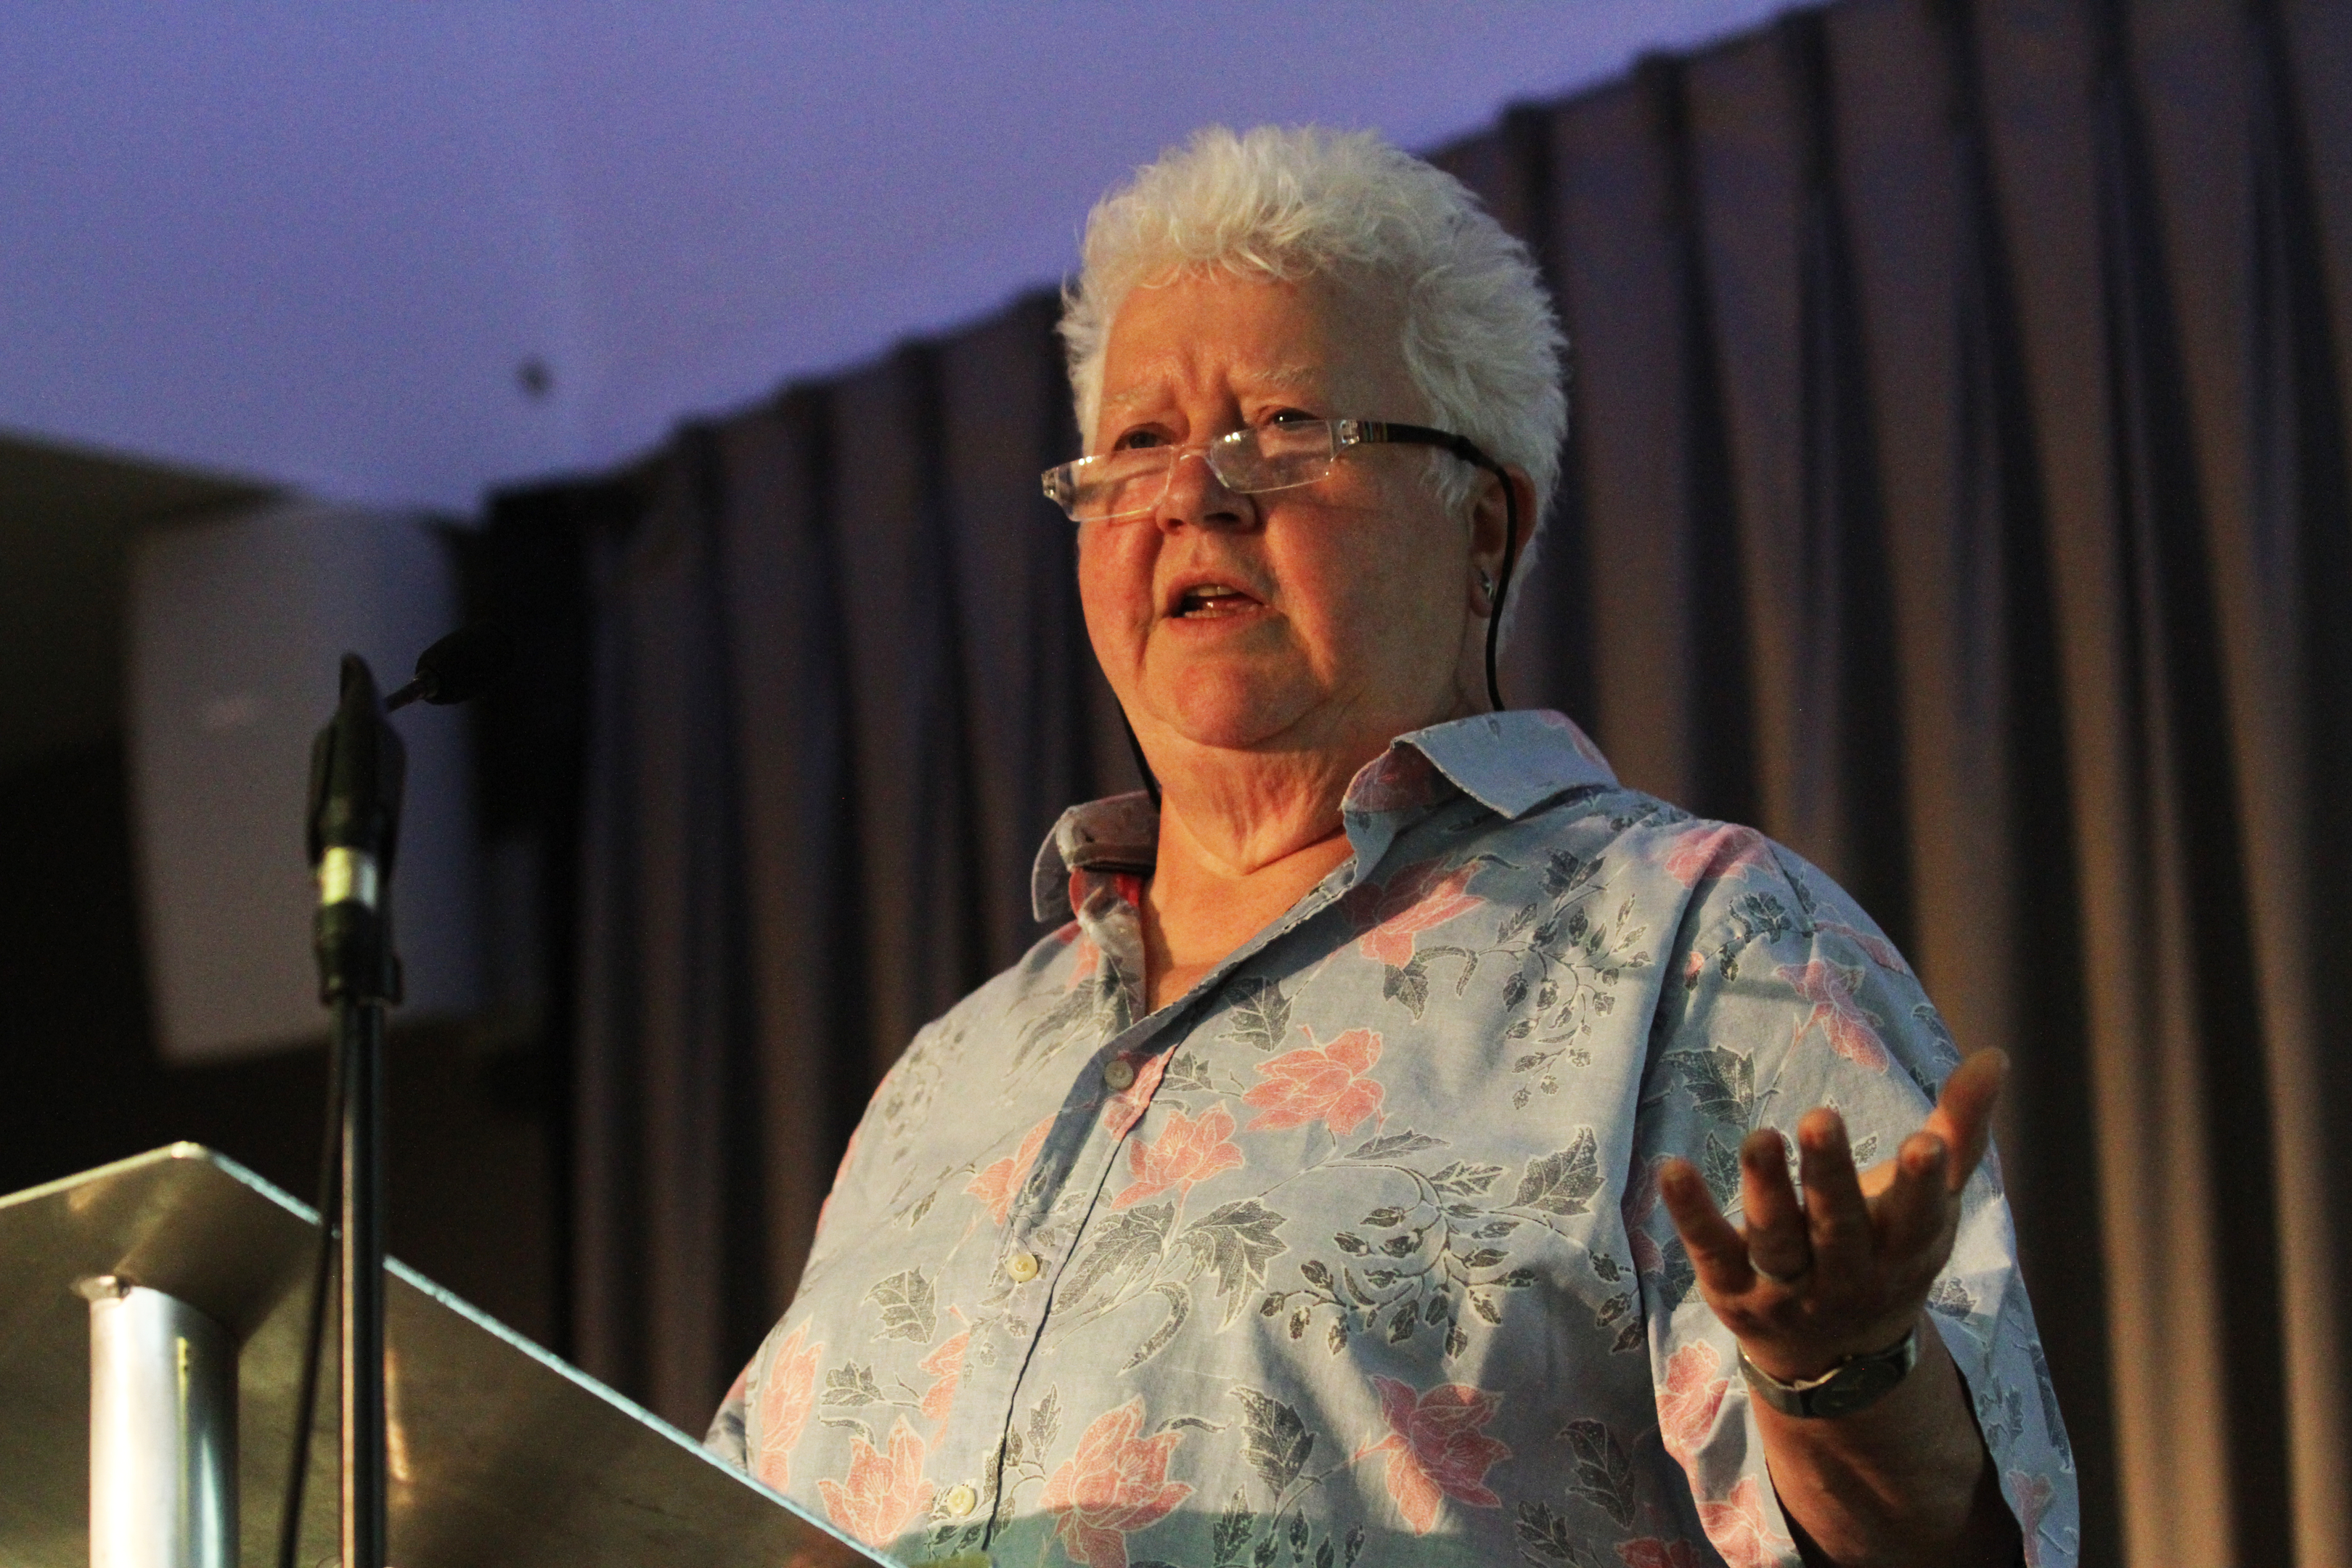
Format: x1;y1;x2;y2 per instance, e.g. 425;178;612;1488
1657;1049;2008;1383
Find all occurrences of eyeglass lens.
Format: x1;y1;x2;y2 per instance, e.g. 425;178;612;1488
1056;422;1343;522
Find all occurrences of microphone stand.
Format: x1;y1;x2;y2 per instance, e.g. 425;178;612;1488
304;655;404;1568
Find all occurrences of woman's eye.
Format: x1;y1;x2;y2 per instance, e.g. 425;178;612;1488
1113;428;1167;451
1267;408;1318;427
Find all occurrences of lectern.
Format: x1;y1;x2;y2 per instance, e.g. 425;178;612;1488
0;1145;888;1568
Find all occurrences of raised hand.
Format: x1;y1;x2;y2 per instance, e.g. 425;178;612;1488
1657;1048;2008;1384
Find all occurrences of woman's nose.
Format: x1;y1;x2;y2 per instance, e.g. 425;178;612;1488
1154;447;1252;531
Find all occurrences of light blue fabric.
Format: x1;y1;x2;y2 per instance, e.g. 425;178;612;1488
710;710;2078;1568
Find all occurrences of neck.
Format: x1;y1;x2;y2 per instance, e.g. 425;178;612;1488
1136;698;1474;1010
1140;761;1358;1011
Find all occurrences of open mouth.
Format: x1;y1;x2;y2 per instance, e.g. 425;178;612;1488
1173;584;1263;618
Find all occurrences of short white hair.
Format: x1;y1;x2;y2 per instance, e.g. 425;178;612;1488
1060;124;1569;592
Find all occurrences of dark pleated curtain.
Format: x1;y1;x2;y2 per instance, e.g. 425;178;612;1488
501;1;2351;1562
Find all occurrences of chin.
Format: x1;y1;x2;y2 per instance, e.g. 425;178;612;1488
1153;669;1319;754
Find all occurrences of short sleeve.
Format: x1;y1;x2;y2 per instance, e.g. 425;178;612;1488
1622;835;2080;1568
704;1362;751;1466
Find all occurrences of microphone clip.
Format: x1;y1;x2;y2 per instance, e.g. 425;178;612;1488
306;654;406;1007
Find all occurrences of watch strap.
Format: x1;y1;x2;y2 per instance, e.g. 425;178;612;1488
1736;1323;1921;1419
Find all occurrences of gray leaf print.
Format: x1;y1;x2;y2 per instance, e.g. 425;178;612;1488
821;1362;884;1407
1349;1128;1446;1159
1061;1201;1174;1312
1700;1132;1741;1207
1513;1500;1588;1564
1670;1045;1763;1125
1430;1159;1506;1196
1382;956;1432;1019
1027;1386;1061;1453
1013;984;1098;1072
1180;1199;1290;1323
1222;977;1292;1052
1513;1128;1602;1215
1165;1050;1217;1093
1230;1386;1315;1495
1928;1277;1976;1319
1214;1492;1255;1566
866;1268;936;1342
1559;1418;1637;1527
1122;1282;1192;1371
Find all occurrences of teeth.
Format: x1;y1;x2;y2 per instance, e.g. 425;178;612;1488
1177;584;1254;617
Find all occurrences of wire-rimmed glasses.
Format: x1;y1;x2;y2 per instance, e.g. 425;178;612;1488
1040;417;1504;524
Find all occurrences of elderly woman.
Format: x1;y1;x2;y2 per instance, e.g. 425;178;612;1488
711;127;2074;1568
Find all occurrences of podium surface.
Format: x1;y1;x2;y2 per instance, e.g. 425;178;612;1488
0;1145;886;1567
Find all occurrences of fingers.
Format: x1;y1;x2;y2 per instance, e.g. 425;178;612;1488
1658;1158;1758;1297
1739;1129;1810;1284
1924;1048;2008;1193
1873;1131;1953;1264
1795;1109;1871;1275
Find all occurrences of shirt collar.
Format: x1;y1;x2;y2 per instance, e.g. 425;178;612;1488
1029;710;1618;921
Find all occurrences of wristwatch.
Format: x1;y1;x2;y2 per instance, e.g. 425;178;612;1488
1736;1324;1919;1419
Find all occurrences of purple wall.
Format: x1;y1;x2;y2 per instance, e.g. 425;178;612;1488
2;1;1787;509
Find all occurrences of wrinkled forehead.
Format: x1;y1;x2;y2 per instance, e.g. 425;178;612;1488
1097;359;1323;420
1090;270;1418;443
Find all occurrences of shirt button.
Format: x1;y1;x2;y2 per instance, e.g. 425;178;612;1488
1101;1058;1137;1092
1005;1250;1040;1283
944;1482;979;1517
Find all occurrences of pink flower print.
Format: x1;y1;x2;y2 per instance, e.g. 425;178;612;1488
1243;1029;1385;1136
817;1416;934;1548
1664;824;1776;889
1069;869;1145;922
1345;858;1483;966
1657;1342;1731;1470
1694;1475;1791;1568
1620;1156;1665;1280
1536;708;1611;769
1777;957;1892;1071
1815;918;1914;976
916;1328;970;1424
751;1321;821;1490
1116;1103;1244;1208
1617;1541;1705;1568
1068;931;1101;989
1037;1397;1193;1568
1101;1050;1169;1139
966;1116;1054;1226
2012;1471;2056;1567
1343;745;1444;814
1356;1376;1513;1535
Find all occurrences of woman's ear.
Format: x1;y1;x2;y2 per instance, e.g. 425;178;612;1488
1467;466;1538;611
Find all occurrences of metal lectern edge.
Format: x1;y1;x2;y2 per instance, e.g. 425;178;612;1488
0;1144;896;1568
197;1144;872;1555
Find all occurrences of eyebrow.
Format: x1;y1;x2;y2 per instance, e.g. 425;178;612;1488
1098;362;1325;415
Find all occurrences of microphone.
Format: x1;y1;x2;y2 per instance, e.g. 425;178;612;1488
308;655;405;1005
384;623;516;711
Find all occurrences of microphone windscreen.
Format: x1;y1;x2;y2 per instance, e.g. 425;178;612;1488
413;623;516;705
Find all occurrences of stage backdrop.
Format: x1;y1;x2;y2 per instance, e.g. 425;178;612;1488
481;1;2351;1563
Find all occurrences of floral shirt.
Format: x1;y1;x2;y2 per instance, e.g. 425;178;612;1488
709;711;2078;1568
